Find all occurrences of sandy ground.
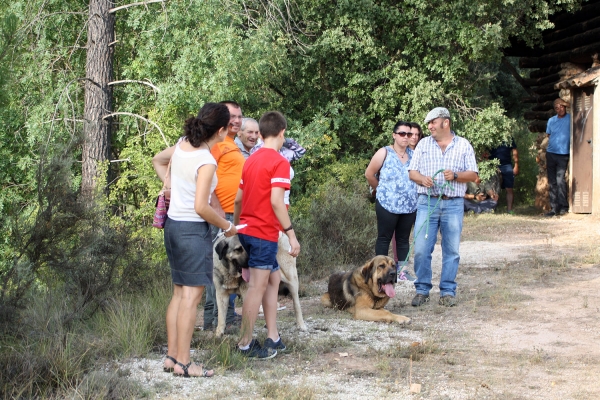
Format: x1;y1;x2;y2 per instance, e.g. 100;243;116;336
117;214;600;399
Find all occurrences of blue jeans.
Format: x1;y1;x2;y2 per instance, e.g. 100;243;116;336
204;213;237;328
413;195;463;297
498;163;514;189
546;152;569;212
464;198;497;214
238;234;280;272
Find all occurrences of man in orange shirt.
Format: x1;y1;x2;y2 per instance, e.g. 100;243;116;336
203;101;245;331
210;101;245;217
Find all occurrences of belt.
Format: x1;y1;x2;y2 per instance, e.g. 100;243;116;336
423;194;460;200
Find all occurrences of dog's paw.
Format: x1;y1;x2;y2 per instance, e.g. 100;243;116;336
395;316;411;325
297;322;308;331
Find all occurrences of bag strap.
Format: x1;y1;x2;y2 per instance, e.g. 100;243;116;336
377;146;388;175
162;158;172;192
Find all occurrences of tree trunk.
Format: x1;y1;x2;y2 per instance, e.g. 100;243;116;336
82;0;114;197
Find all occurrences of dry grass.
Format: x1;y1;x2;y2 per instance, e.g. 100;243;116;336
461;212;549;241
259;381;317;400
9;215;597;399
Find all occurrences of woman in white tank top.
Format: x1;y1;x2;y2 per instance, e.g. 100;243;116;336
152;103;238;378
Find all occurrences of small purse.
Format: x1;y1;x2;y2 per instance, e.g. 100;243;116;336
152;160;171;229
152;192;170;229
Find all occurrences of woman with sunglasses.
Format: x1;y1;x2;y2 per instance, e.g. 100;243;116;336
388;120;424;279
365;121;418;279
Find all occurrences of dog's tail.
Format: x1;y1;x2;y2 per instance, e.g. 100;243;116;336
320;293;333;308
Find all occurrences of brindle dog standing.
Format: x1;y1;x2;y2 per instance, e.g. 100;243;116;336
321;255;410;324
212;233;307;337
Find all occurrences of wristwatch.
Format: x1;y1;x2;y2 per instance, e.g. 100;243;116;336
453;172;458;181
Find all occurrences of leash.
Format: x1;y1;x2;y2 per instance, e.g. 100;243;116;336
212;224;248;243
399;169;454;270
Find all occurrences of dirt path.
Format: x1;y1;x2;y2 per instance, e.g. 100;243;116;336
119;214;600;399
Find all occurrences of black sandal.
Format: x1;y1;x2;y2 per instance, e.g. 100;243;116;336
173;361;213;378
163;355;178;373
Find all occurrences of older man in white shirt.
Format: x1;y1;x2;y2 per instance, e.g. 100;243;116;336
408;107;478;307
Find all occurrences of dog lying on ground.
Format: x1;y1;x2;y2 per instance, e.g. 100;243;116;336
320;255;410;324
212;233;307;337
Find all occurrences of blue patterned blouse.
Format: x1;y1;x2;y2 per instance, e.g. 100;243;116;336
375;146;417;214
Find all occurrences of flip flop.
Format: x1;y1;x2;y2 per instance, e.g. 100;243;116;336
173;361;213;378
163;355;177;373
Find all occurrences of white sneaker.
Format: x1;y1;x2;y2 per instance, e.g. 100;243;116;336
258;302;286;316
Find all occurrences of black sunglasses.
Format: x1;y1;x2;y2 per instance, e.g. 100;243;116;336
394;131;414;138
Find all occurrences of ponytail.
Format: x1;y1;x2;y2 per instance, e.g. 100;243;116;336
183;103;230;147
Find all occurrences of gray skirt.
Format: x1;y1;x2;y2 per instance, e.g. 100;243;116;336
164;218;213;287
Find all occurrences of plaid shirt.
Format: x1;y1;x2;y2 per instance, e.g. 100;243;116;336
408;134;478;197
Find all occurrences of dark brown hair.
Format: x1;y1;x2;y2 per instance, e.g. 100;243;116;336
410;122;423;140
183;103;230;147
259;111;287;139
393;120;411;132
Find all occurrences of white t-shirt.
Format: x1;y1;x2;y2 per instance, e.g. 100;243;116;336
167;142;217;222
284;166;294;206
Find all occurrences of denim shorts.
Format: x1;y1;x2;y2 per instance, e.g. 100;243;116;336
499;164;514;189
238;233;280;272
164;218;213;287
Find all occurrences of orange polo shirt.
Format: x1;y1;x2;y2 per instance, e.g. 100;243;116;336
211;135;245;213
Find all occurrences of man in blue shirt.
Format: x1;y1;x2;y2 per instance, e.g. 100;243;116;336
545;98;571;217
408;107;478;307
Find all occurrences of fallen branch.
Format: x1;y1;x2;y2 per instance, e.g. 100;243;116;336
444;94;482;121
501;57;536;97
108;79;161;93
42;118;85;124
103;112;168;146
109;0;165;13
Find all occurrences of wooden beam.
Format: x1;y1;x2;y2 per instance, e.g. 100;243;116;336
532;101;555;111
543;27;600;54
522;73;561;87
543;15;600;44
530;64;562;79
504;9;600;57
551;0;600;30
524;110;555;120
523;92;560;103
519;42;600;68
528;120;548;133
531;81;561;95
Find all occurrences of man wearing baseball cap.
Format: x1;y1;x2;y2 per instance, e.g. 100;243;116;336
407;107;478;307
544;98;570;217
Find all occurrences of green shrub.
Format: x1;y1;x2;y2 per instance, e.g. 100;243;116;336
0;141;170;332
293;175;377;279
512;122;538;207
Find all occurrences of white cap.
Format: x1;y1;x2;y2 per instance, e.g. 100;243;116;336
424;107;451;124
